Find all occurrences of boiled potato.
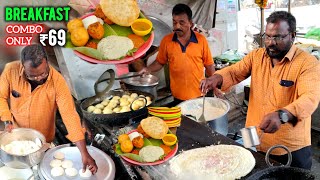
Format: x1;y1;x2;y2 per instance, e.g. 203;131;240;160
113;107;121;113
101;100;109;106
120;100;130;107
93;108;102;114
95;103;104;109
130;93;138;99
103;108;113;114
127;97;134;103
107;102;117;109
120;106;130;112
112;96;120;100
87;106;95;113
135;100;145;107
131;102;140;110
110;99;119;105
146;96;151;102
147;100;152;106
119;98;127;103
122;94;130;99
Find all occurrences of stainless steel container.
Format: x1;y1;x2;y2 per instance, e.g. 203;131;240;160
121;73;159;100
178;97;230;136
240;126;261;148
0;128;49;169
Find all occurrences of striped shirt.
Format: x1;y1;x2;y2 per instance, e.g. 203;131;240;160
0;61;84;143
217;45;320;155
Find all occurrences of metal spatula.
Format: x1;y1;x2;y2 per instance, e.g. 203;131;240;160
198;94;207;125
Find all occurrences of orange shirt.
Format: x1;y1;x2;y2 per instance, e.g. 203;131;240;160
156;31;214;100
217;45;320;155
0;61;84;143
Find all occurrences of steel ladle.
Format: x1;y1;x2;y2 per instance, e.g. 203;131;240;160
198;94;207;125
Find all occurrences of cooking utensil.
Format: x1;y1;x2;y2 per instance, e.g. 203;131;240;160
178;97;230;136
240;126;263;148
0;128;50;169
39;144;115;180
121;72;159;100
80;69;155;126
198;94;207;125
247;145;312;180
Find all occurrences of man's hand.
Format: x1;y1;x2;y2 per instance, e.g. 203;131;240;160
259;112;282;133
4;121;14;132
75;140;98;174
81;151;98;174
138;67;150;76
200;74;223;94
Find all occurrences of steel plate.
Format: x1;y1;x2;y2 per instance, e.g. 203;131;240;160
147;15;172;47
39;144;115;180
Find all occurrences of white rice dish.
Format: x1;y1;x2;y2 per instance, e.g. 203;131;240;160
1;140;41;156
178;98;228;121
97;35;134;60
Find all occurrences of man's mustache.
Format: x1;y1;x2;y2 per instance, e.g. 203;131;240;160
174;29;182;32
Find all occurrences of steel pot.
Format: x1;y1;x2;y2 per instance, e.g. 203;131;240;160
177;97;230;136
0;128;50;169
121;72;159;100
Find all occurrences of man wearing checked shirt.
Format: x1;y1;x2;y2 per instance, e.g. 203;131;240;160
201;11;320;170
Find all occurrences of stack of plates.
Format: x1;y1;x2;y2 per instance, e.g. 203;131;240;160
148;107;181;127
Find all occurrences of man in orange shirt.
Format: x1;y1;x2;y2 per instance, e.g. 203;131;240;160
139;3;215;105
0;44;98;174
201;11;320;170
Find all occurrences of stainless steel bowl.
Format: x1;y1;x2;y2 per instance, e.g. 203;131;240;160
0;128;49;169
121;72;159;99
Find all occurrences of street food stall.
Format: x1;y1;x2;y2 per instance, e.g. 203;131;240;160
0;0;319;179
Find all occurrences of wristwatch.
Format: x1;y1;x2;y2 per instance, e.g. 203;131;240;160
277;110;289;124
4;121;13;126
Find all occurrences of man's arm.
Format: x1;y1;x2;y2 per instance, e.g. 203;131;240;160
0;64;13;123
284;60;320;121
54;73;97;174
204;64;215;77
260;59;320;133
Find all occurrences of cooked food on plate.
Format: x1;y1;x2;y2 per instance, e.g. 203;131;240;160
97;35;134;60
100;0;140;26
139;146;164;162
71;27;89;46
50;159;62;168
87;22;104;40
65;167;78;177
53;151;65;160
169;145;255;180
79;168;92;178
140;116;169;139
67;18;84;33
51;166;64;177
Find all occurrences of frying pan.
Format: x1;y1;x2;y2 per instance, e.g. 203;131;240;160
80;69;154;126
247;145;316;180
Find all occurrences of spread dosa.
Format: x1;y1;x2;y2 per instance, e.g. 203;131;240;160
169;145;255;180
